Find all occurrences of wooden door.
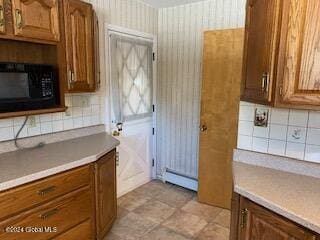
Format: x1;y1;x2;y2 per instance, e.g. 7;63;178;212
95;150;117;240
241;0;282;104
64;0;95;92
239;197;318;240
11;0;60;41
198;29;243;210
276;0;320;107
0;0;5;34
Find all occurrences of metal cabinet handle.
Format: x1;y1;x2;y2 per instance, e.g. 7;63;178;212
38;186;56;196
240;208;248;228
0;5;4;27
40;208;59;219
261;72;269;93
15;9;23;29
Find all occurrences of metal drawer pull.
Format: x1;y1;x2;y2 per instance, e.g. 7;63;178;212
38;186;56;196
15;9;23;29
240;208;248;228
40;208;59;219
261;72;269;93
0;5;4;27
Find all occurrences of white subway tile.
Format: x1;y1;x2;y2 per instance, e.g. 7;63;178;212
0;127;14;141
238;121;253;136
239;105;254;121
91;115;101;125
237;135;253;150
40;114;52;123
82;106;92;116
52;112;63;121
92;105;100;115
270;108;289;125
63;119;74;130
306;128;320;146
253;126;270;138
286;142;305;160
288;110;309;127
268;139;286;156
27;126;41;137
72;96;82;107
83;116;92;127
90;95;100;105
269;124;288;141
252;137;268;153
0;119;13;128
63;108;73;119
52;120;63;132
287;126;307;144
41;122;53;134
14;125;28;138
305;145;320;163
72;107;82;117
73;117;83;128
308;111;320;129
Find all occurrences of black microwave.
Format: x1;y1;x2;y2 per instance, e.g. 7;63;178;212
0;63;59;113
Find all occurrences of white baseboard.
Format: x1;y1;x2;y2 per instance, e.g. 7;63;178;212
163;172;198;191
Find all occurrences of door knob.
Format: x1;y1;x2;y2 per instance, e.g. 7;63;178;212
200;125;208;132
112;130;120;136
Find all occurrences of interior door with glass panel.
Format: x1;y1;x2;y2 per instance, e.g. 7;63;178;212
109;32;154;197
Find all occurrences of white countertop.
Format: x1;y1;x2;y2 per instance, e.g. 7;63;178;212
0;133;120;192
233;151;320;234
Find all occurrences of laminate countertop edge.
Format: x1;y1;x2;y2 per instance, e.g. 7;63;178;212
0;133;120;192
234;184;320;234
233;161;320;234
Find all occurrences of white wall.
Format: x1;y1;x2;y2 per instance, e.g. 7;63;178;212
238;102;320;163
156;0;246;179
0;0;157;144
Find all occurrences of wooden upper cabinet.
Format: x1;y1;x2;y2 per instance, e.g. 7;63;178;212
276;0;320;107
11;0;60;41
239;197;318;240
64;0;95;92
94;150;117;240
0;0;5;34
241;0;282;104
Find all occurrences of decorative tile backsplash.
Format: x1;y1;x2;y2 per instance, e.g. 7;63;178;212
238;101;320;163
0;93;102;143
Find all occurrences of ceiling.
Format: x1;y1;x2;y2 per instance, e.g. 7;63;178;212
140;0;206;8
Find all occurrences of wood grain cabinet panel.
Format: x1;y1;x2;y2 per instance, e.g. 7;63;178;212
0;187;92;240
11;0;60;41
237;197;318;240
54;219;94;240
0;0;5;34
276;0;320;107
241;0;282;104
0;165;91;220
95;150;117;240
63;0;95;92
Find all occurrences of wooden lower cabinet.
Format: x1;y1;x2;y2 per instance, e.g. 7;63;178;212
54;219;94;240
95;150;117;240
230;194;319;240
0;149;117;240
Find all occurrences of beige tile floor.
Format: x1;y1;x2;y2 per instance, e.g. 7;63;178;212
105;180;230;240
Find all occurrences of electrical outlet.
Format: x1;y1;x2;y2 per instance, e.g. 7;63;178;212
254;108;269;127
81;96;90;107
29;116;37;127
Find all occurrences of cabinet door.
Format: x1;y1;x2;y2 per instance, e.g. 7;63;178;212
64;0;95;92
11;0;60;41
277;0;320;107
239;198;317;240
241;0;282;104
0;0;5;34
95;150;117;240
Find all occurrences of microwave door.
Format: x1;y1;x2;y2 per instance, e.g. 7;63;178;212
0;72;30;101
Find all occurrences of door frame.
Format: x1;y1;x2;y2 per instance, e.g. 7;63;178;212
105;24;158;179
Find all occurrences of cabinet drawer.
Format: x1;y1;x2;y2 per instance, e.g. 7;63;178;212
0;187;93;240
54;219;94;240
0;165;91;220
